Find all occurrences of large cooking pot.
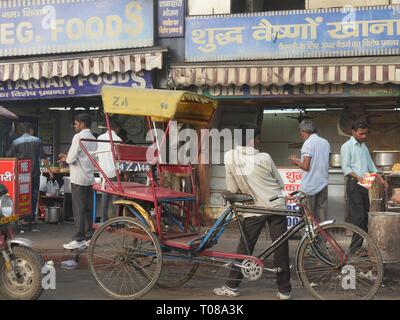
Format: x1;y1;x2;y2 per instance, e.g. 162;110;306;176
329;153;341;168
373;151;400;167
368;212;400;263
45;207;60;224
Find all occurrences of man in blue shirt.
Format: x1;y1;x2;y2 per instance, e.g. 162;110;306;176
341;120;388;253
289;121;331;222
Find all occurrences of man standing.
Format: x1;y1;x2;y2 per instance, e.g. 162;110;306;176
341;120;388;253
289;121;331;222
59;114;97;250
96;121;121;222
9;122;52;225
213;123;292;300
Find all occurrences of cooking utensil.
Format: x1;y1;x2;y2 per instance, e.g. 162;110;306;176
45;207;60;223
369;211;400;263
373;151;400;168
329;153;341;168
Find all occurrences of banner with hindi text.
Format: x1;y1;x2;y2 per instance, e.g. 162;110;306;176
186;5;400;61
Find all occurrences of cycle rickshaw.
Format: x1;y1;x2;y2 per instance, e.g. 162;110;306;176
81;86;383;300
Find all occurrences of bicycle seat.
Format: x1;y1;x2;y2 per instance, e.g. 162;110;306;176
222;191;254;203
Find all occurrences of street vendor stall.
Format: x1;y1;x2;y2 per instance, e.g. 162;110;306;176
0;106;32;221
0;159;32;219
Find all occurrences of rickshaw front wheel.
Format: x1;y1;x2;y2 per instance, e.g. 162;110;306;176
88;217;162;300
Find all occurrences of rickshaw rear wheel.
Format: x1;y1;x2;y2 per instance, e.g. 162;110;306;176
88;217;162;300
157;253;199;288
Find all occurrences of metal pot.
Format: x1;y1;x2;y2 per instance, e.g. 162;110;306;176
329;153;341;168
45;207;60;224
373;151;400;167
368;212;400;263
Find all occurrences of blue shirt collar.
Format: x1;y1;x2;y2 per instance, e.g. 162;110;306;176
350;136;364;146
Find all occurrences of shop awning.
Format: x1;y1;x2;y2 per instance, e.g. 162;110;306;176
0;47;167;82
170;56;400;87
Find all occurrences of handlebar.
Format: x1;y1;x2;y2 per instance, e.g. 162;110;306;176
269;195;280;202
269;190;304;202
289;190;301;197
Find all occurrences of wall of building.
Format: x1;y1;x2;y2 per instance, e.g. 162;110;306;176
306;0;389;9
207;106;400;216
261;110;400;166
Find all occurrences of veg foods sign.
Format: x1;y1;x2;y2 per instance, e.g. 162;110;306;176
0;0;154;57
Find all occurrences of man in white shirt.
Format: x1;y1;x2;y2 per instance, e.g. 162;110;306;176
96;121;122;222
59;113;97;250
213;123;291;300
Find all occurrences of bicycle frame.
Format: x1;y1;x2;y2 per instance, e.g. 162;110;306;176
190;204;305;262
160;197;347;271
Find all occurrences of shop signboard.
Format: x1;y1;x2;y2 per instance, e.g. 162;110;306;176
278;168;303;229
0;0;154;57
0;71;152;101
193;83;400;99
17;159;32;216
0;160;16;215
186;5;400;61
0;158;31;217
158;0;185;38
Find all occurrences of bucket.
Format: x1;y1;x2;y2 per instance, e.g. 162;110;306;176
368;211;400;263
45;207;60;224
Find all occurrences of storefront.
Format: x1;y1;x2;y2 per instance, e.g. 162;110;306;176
169;4;400;221
0;0;167;221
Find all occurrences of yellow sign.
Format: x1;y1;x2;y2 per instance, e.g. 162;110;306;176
101;86;217;126
0;215;18;225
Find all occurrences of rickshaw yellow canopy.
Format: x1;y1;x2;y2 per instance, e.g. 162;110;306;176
101;86;217;126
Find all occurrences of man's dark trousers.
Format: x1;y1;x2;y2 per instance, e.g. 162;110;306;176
226;215;292;293
346;176;370;252
29;177;40;222
71;183;94;242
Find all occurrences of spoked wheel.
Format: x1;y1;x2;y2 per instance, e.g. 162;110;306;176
297;223;383;300
88;217;162;300
0;246;44;300
157;251;199;288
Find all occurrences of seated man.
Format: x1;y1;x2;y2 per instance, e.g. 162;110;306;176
213;123;292;300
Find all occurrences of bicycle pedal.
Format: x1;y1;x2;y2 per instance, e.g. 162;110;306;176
264;267;282;273
264;265;292;273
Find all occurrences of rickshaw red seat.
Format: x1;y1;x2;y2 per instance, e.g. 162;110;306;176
114;143;157;163
92;182;195;202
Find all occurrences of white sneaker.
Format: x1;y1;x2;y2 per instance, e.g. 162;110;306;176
213;285;240;297
84;240;91;247
277;291;291;300
63;240;86;250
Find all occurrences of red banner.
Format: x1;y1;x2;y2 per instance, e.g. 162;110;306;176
0;158;31;217
17;160;31;216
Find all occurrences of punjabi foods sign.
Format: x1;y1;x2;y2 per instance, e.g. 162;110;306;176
0;0;154;57
185;5;400;61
